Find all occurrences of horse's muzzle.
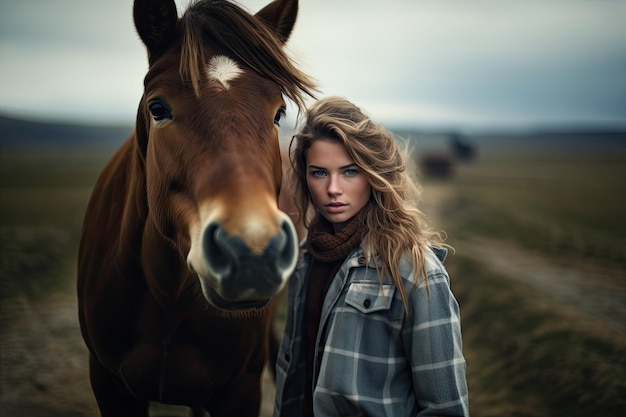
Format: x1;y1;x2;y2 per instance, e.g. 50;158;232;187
188;213;298;310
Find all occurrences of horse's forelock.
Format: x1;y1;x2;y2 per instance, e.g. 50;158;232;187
179;0;316;111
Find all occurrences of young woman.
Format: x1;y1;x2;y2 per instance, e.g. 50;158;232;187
274;97;469;417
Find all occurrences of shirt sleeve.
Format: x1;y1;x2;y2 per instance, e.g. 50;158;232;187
402;265;470;416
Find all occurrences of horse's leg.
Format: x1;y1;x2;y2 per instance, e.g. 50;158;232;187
268;326;280;381
207;372;262;417
189;405;206;417
268;287;288;382
89;353;150;417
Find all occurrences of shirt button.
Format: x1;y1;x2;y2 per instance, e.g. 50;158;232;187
358;256;366;265
363;299;371;308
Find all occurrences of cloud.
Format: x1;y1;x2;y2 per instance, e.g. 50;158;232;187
0;0;147;121
287;0;626;129
0;0;624;130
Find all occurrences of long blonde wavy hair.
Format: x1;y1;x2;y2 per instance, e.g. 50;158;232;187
289;96;445;309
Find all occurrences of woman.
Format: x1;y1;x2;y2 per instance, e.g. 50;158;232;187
274;96;469;417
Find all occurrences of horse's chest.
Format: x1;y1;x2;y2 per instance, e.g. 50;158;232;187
116;299;266;402
118;337;227;402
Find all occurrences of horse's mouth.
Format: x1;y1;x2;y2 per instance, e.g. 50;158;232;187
204;286;269;311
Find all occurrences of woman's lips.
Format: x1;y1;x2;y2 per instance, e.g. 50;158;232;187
325;203;347;213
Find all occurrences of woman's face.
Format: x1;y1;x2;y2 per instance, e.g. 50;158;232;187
306;139;371;232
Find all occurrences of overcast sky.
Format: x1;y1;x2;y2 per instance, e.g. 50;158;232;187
0;0;625;132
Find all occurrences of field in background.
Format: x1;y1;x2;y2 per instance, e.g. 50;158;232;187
1;130;625;416
413;137;626;416
0;148;109;301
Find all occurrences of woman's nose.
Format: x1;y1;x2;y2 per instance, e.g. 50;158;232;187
327;175;342;195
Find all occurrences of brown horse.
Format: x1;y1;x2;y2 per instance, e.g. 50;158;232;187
77;0;315;415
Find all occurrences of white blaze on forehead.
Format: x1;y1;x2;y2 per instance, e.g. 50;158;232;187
206;55;242;89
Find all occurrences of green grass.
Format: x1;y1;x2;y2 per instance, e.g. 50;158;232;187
425;148;626;416
0;147;114;300
440;152;626;268
0;225;76;300
448;255;626;417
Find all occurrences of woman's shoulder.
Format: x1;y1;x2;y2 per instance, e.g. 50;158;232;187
425;245;449;274
396;245;450;286
429;245;448;264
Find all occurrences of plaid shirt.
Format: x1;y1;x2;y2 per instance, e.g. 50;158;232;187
274;246;469;417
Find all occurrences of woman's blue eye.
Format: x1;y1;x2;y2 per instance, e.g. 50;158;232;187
311;170;327;177
345;169;357;176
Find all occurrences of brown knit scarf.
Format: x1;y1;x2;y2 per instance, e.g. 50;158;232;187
306;213;367;262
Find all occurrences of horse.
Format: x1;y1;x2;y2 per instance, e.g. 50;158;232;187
76;0;315;415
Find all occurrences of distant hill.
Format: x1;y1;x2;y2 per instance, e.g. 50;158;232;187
392;127;626;156
0;114;133;149
1;113;624;154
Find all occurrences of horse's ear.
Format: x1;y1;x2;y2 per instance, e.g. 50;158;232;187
133;0;180;62
256;0;298;44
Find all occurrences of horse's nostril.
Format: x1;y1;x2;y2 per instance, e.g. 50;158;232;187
276;217;297;273
203;223;232;277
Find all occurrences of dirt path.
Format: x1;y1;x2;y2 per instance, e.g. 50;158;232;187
0;293;99;417
421;184;626;337
454;238;626;336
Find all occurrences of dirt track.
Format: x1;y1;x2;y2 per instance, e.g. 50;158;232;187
0;293;99;417
456;238;626;336
422;184;626;338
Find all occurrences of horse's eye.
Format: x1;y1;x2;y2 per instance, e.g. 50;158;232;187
274;106;286;126
148;99;173;122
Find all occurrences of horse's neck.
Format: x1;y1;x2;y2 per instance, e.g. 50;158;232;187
140;216;194;309
114;132;149;257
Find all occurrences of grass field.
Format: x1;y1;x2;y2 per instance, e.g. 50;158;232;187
0;148;111;301
419;140;626;416
1;134;625;416
445;149;626;266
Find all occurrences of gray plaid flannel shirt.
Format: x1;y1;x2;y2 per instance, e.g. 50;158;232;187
274;246;469;417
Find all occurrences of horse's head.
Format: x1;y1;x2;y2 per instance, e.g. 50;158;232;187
132;0;315;310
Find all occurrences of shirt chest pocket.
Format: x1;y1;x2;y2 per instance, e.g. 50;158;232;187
345;282;397;314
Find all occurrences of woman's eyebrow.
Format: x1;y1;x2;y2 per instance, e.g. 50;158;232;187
307;163;357;170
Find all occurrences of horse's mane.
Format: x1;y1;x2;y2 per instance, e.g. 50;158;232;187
179;0;316;111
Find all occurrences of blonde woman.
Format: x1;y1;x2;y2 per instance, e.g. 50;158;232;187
274;97;469;417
